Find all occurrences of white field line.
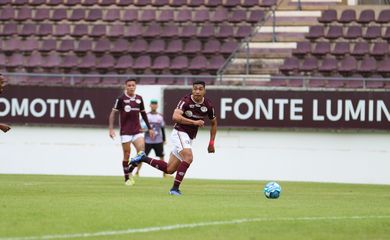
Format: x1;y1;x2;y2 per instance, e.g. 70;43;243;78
1;215;390;240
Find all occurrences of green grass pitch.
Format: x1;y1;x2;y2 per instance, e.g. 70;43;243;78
1;174;390;240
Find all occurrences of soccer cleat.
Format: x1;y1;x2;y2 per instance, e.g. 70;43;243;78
169;188;182;196
130;151;146;165
125;175;135;186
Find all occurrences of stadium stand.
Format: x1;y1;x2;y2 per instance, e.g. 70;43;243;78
214;0;390;88
0;0;278;86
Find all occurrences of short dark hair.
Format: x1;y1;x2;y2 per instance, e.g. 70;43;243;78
125;78;137;84
192;80;206;87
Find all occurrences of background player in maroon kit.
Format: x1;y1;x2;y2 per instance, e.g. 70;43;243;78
108;78;154;186
130;80;217;195
0;74;11;133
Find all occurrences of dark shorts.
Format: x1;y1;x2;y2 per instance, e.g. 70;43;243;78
145;142;164;157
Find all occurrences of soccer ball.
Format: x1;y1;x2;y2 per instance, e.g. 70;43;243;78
264;182;281;199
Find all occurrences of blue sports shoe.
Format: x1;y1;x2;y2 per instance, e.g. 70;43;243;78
169;188;182;196
130;151;146;165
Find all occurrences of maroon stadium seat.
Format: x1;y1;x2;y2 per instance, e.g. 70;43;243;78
148;39;165;54
58;39;75;53
161;24;179;38
376;9;390;24
90;24;107;38
312;42;331;57
37;23;53;37
86;9;102;21
357;9;375;25
125;23;143;38
171;55;189;73
93;39;111;54
229;9;247;23
210;7;228;23
338;9;356;24
292;41;311;58
184;39;202;54
203;39;221;54
97;55;116;70
54;24;71;37
318;57;338;75
248;10;265;23
33;8;50;21
217;25;234;38
193;9;209;23
199;24;215;38
129;38;148;54
133;55;152;71
371;42;388;60
151;55;170;72
166;39;183;54
107;25;125;38
115;55;133;71
20;23;36;37
158;9;174;22
332;41;350;58
111;39;129;54
280;57;299;75
16;7;32;21
104;9;120;22
338;56;358;76
176;9;191;22
69;9;86;22
71;24;89;38
123;9;138;22
325;25;343;40
318;9;337;24
358;56;377;77
306;25;324;40
75;39;93;54
52;9;67;22
144;23;162;38
139;9;156;22
351;42;369;58
188;0;204;7
299;57;318;73
363;26;382;40
208;55;225;72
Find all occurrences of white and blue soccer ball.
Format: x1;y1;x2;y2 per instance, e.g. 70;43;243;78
264;182;281;199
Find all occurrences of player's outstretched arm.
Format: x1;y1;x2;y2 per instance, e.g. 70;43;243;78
108;109;117;139
208;117;217;153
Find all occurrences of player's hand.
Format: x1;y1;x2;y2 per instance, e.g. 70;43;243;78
109;129;116;139
194;120;204;127
0;123;11;133
148;129;155;140
208;140;215;153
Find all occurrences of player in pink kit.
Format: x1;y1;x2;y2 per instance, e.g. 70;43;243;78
109;78;154;186
130;81;217;195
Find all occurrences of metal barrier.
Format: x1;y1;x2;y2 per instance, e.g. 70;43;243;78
3;71;390;90
2;72;217;86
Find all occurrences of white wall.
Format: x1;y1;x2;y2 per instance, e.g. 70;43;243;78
1;126;390;185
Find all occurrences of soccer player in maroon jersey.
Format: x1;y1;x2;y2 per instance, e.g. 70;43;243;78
108;78;154;186
130;80;217;195
0;74;11;133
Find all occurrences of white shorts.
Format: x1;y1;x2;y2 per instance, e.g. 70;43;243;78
170;129;192;161
120;133;144;143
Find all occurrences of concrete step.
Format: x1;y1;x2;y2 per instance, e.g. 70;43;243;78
262;10;322;26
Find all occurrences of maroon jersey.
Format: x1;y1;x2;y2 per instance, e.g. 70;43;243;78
174;94;216;139
113;93;146;135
